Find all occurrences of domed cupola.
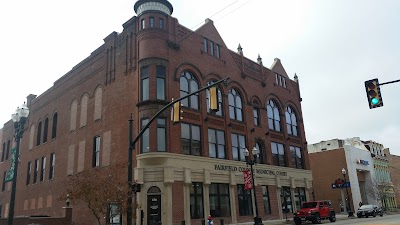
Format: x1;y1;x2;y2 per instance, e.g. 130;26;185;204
134;0;173;16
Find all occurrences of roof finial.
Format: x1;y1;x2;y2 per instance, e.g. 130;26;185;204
257;54;262;65
294;73;299;83
237;44;243;55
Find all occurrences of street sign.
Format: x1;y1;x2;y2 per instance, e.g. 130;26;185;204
331;182;350;189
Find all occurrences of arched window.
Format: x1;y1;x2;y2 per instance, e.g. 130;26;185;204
285;106;298;136
148;186;161;194
52;113;58;139
228;88;243;121
43;118;49;143
37;121;42;146
206;81;223;116
180;71;199;109
80;95;89;127
94;87;103;120
29;124;35;150
267;100;280;132
70;100;78;131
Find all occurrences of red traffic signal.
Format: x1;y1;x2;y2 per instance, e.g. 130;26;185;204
364;79;383;109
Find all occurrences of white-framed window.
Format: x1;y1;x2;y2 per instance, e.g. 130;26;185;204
93;136;101;167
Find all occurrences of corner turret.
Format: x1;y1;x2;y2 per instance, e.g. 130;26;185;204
134;0;173;16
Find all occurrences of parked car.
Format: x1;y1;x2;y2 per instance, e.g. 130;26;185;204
356;204;384;218
294;200;336;224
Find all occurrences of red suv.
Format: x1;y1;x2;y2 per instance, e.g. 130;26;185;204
294;200;336;224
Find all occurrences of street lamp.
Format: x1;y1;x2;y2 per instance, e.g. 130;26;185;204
244;147;263;225
8;103;29;225
341;168;353;217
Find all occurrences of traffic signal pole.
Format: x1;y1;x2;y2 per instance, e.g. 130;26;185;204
364;78;399;109
126;77;229;225
379;79;400;86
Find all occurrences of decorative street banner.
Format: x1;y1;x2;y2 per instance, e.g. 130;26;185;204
5;147;16;182
243;169;252;190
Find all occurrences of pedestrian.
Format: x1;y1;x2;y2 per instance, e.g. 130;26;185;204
359;201;363;207
207;215;213;225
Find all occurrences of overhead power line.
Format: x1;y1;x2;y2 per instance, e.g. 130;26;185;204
190;0;241;30
179;0;250;44
214;0;254;22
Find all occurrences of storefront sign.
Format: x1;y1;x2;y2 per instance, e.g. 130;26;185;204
214;164;287;176
356;159;369;165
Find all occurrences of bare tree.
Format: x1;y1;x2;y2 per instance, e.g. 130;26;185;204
365;177;393;209
60;163;129;225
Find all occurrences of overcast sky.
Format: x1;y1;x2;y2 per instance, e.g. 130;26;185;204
1;0;399;155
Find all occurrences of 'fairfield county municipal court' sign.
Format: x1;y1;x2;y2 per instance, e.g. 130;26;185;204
214;164;287;176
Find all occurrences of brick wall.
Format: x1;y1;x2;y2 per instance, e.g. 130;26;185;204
390;155;400;208
309;149;346;212
0;1;309;224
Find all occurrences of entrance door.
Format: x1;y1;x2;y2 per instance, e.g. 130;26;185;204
147;187;162;225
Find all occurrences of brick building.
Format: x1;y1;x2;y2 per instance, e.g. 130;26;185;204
308;137;397;214
0;0;313;224
388;153;400;209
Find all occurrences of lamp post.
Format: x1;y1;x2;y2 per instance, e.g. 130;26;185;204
8;103;29;225
341;168;353;217
244;147;263;225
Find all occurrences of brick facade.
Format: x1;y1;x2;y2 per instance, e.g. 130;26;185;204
389;154;400;208
0;1;312;224
309;138;398;214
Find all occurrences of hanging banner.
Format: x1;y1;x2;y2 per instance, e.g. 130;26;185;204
243;169;252;190
5;147;16;182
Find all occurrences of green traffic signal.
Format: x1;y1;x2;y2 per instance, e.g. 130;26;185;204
364;78;383;109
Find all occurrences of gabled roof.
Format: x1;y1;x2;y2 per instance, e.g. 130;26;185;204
270;58;289;77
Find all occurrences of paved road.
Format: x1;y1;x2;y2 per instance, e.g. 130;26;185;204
298;214;400;225
334;214;400;225
275;213;400;225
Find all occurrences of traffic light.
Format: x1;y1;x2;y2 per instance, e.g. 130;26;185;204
209;86;219;112
364;79;383;109
172;101;183;123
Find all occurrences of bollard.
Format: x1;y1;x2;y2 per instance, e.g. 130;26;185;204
220;219;224;225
